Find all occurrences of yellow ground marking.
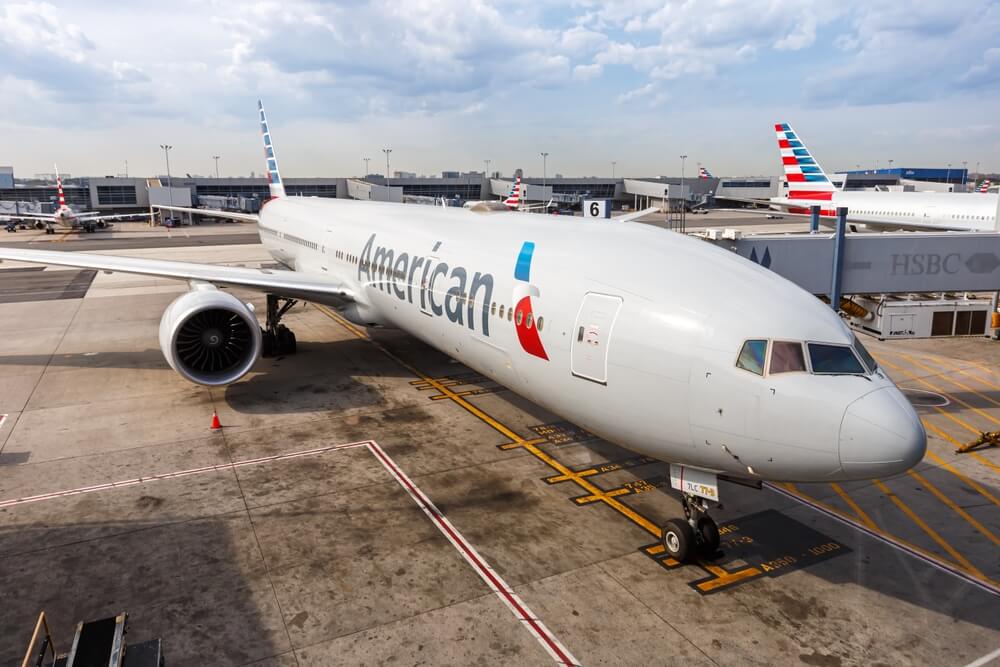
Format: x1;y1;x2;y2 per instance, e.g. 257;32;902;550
900;353;1000;412
313;304;762;583
879;355;1000;429
907;469;1000;549
56;231;72;243
876;346;1000;384
872;479;986;579
829;483;879;531
781;482;1000;589
918;354;1000;394
922;420;1000;480
545;468;599;483
876;355;1000;446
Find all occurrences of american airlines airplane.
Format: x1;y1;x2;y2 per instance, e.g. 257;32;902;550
1;167;148;234
766;124;999;232
0;103;926;562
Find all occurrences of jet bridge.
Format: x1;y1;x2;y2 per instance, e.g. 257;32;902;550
705;228;1000;339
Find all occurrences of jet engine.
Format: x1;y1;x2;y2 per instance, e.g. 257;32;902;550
34;221;46;230
158;287;261;385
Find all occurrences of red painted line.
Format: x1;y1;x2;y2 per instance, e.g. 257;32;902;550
365;442;580;666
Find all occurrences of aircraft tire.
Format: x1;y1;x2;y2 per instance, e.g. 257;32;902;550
261;329;276;358
661;518;695;562
697;516;720;557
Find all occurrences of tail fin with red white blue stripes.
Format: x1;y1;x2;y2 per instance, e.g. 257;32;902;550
774;123;836;201
503;176;521;209
258;100;286;199
54;164;67;209
698;165;712;179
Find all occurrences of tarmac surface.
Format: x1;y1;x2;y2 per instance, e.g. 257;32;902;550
0;220;998;666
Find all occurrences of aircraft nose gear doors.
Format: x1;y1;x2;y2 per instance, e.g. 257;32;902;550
262;294;298;357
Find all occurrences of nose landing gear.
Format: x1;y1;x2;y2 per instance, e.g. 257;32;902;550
261;294;298;357
661;493;720;562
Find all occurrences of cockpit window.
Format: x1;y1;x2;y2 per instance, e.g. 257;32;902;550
808;343;866;375
736;339;767;375
769;341;806;374
852;334;878;373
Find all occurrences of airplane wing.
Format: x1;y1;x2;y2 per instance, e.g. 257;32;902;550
75;212;150;221
153;204;259;223
0;246;356;303
612;206;659;223
0;213;53;221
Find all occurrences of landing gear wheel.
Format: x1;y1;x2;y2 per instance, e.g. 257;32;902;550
661;518;695;563
261;295;299;358
277;326;297;354
696;516;720;557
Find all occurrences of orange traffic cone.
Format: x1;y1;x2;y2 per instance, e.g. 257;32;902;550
210;410;222;430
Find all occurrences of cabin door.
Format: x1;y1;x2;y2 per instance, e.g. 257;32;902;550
571;292;623;384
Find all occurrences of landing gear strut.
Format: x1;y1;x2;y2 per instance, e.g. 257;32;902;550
261;294;298;357
661;493;720;563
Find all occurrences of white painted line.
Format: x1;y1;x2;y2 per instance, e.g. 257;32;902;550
0;437;580;665
765;482;1000;597
964;646;1000;667
0;414;7;431
0;441;369;509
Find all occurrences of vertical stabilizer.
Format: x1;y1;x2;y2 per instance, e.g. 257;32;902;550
698;165;712;179
504;176;522;209
774;123;836;201
258;100;286;199
54;164;67;209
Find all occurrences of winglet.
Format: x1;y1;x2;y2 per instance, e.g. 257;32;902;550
774;123;836;201
258;100;286;199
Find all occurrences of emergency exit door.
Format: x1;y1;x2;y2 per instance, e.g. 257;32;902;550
571;292;623;384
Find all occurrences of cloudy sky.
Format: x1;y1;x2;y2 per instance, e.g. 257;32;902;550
3;1;999;179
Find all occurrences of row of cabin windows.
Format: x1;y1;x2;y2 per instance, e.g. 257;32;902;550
736;335;876;377
856;209;992;222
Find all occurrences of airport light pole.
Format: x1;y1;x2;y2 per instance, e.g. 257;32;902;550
612;161;617;179
541;153;549;192
484;159;491;177
947;163;952;189
888;159;894;171
679;155;688;223
159;144;174;211
363;157;370;177
382;148;392;187
213;155;220;178
124;159;128;178
962;160;968;186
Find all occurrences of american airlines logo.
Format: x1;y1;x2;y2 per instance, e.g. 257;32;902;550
359;234;495;336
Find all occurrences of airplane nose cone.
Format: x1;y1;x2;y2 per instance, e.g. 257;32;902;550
839;387;926;478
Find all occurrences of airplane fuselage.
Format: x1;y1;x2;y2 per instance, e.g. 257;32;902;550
257;196;925;484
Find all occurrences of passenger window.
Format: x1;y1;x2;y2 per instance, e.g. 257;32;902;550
537;316;544;331
769;341;805;373
851;334;878;373
516;310;523;325
498;305;505;319
808;343;866;374
491;302;496;316
526;313;533;329
736;340;767;375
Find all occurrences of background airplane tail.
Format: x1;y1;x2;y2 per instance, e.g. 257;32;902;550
54;164;66;208
504;176;522;209
698;165;712;179
775;123;836;201
258;100;287;199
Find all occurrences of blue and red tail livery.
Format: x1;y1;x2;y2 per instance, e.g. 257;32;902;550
258;100;286;199
774;122;835;201
698;166;712;179
512;241;548;361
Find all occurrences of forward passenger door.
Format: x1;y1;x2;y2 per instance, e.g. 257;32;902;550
571;292;623;384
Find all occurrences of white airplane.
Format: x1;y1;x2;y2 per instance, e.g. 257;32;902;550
975;178;992;194
764;124;999;232
0;102;926;562
1;167;149;234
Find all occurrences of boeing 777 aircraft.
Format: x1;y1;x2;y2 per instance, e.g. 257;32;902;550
0;103;926;562
760;124;999;232
1;167;149;233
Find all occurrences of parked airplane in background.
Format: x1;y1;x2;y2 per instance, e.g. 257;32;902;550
1;167;148;234
698;166;712;179
764;124;999;232
976;179;992;193
0;102;926;562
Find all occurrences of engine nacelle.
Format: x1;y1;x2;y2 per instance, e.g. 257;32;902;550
34;220;46;230
159;288;261;385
